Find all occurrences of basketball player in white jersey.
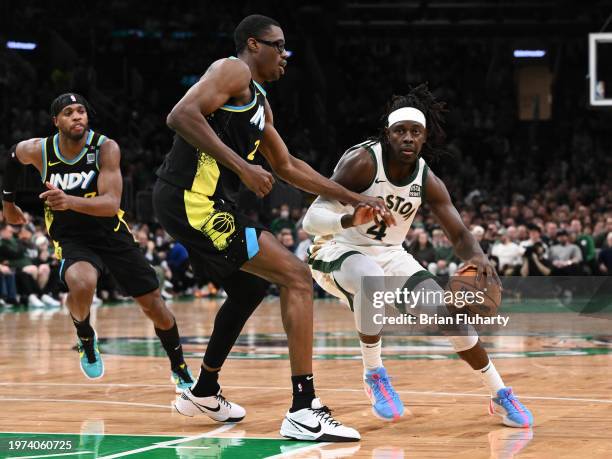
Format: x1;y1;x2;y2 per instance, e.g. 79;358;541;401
303;85;533;428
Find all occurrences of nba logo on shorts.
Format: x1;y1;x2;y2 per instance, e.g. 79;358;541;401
409;184;421;197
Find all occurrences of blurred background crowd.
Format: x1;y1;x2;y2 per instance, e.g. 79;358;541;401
1;0;611;307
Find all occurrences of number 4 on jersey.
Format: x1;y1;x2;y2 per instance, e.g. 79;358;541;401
366;221;388;240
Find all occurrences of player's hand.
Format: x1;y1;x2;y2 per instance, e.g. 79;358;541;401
2;201;27;225
465;254;501;286
240;164;275;198
349;204;376;226
39;182;73;211
357;196;396;227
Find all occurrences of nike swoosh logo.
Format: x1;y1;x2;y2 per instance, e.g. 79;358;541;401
2;191;13;195
174;345;182;351
290;418;322;433
184;395;221;412
374;179;386;183
194;401;221;412
306;376;313;381
48;161;61;166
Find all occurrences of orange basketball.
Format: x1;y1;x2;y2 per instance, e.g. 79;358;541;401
448;265;502;316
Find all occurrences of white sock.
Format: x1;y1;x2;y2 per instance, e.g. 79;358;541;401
478;360;505;395
360;339;383;371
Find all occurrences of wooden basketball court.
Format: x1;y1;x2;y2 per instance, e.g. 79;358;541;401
1;297;611;458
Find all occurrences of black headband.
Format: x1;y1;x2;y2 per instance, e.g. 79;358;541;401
50;93;93;117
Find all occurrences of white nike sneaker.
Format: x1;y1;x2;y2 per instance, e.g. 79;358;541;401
41;294;61;307
173;388;245;423
28;294;45;308
280;398;360;442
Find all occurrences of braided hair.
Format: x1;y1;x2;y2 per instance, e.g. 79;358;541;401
378;83;448;160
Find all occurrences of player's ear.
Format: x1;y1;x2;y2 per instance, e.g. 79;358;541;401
52;116;58;128
246;37;259;53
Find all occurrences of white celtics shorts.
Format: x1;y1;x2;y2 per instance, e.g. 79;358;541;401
308;240;479;351
308;240;434;308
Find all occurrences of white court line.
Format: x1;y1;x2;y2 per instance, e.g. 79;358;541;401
1;431;180;438
6;452;92;459
0;383;173;389
97;424;235;459
1;383;611;404
264;442;332;459
221;385;612;404
0;431;285;440
159;446;210;449
0;398;170;410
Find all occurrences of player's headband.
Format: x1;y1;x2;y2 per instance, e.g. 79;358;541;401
50;93;93;117
387;107;426;128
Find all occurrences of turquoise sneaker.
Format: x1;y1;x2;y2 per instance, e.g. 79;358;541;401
364;367;404;421
490;387;533;428
77;335;104;380
172;363;194;393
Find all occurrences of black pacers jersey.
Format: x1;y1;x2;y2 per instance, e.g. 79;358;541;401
157;70;267;205
41;130;130;252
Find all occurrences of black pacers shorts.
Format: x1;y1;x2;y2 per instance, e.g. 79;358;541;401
153;178;264;284
57;229;159;298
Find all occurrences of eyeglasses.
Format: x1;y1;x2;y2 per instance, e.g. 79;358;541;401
255;38;286;54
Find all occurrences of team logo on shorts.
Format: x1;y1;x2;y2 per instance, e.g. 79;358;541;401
201;211;236;250
409;184;421;197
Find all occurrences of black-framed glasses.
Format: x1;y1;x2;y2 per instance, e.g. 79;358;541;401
255;38;286;54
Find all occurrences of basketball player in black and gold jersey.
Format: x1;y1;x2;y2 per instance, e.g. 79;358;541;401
154;15;392;441
2;93;194;391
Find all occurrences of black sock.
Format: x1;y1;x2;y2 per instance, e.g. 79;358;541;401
71;314;94;340
290;374;316;412
154;319;185;370
191;365;221;397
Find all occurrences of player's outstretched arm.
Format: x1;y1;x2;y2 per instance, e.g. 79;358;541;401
2;139;44;224
425;170;498;283
166;58;273;197
39;139;121;217
259;102;392;222
301;147;394;236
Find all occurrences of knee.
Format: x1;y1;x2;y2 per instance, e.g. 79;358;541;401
448;334;478;353
38;264;50;276
23;265;38;278
136;289;161;311
284;259;313;294
137;289;172;317
65;272;96;297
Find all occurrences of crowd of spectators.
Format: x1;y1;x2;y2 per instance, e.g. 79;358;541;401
1;3;611;307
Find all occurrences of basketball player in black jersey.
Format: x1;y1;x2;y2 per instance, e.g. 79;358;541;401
2;93;194;391
154;15;392;441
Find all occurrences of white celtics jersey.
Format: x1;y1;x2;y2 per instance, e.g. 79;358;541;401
334;141;429;247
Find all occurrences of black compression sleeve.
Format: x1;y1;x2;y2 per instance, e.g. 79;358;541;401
2;144;22;202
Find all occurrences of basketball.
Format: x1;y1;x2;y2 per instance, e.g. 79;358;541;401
448;265;502;316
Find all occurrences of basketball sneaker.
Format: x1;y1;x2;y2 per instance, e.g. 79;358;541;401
364;367;404;421
77;334;104;380
489;387;533;428
280;398;360;442
172;363;195;393
174;388;245;422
